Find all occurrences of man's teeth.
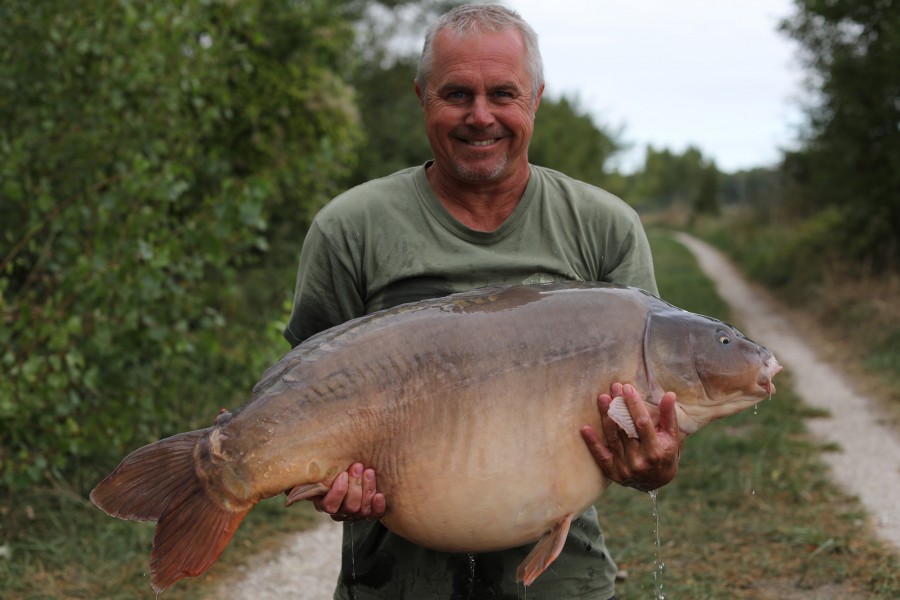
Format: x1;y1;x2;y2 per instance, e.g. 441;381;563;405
469;139;497;146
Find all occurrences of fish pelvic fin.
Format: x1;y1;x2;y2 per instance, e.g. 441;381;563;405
285;482;331;507
515;513;574;586
90;428;251;592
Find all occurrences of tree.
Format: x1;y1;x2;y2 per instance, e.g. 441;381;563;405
780;0;900;268
529;96;623;188
693;163;721;218
628;145;714;212
0;0;364;491
348;57;434;185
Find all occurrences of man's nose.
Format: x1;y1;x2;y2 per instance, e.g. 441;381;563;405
466;95;495;128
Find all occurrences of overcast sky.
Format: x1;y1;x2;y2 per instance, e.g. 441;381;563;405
505;0;808;172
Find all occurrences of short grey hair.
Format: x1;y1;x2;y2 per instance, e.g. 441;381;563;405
416;3;544;101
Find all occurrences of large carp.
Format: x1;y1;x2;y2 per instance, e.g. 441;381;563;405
91;282;781;592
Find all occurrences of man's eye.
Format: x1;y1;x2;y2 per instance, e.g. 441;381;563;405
447;91;467;99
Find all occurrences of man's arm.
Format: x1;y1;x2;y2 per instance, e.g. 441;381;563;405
591;211;682;490
285;220;386;521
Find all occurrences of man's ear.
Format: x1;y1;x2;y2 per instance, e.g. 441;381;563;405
533;83;544;114
415;81;426;108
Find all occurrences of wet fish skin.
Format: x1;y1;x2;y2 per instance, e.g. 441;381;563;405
90;282;781;592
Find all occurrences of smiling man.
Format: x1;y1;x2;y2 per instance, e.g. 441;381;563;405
417;25;540;229
284;4;682;599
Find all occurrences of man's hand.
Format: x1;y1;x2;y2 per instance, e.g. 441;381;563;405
312;462;386;522
580;383;684;492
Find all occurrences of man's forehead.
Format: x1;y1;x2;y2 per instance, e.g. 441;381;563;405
432;27;527;61
430;29;530;85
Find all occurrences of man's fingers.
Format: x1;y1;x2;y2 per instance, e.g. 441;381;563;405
658;391;679;434
343;463;364;513
621;384;656;440
369;493;386;520
598;393;626;450
319;471;349;514
580;425;613;466
358;468;377;516
609;382;624;399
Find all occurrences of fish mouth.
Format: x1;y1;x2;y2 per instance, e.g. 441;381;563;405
759;355;783;395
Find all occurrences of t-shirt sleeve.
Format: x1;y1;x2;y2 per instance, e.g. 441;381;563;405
283;220;365;348
601;213;659;296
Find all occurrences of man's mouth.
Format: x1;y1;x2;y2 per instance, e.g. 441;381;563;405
469;139;498;146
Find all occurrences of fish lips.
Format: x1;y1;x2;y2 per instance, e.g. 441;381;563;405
759;354;783;395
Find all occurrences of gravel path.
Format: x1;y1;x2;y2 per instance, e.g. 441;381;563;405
212;233;900;599
674;232;900;550
208;515;343;600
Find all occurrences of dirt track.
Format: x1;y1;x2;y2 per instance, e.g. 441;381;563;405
674;232;900;551
212;233;900;599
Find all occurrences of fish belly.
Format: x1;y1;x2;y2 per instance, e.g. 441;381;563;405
375;373;610;552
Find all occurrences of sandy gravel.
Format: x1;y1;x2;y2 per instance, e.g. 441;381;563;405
209;514;343;600
212;233;900;599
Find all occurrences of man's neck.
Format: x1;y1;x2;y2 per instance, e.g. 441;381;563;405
425;162;531;232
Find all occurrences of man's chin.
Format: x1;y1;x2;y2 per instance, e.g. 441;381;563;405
452;157;508;183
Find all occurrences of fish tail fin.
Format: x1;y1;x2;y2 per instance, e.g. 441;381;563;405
90;428;251;592
149;482;250;592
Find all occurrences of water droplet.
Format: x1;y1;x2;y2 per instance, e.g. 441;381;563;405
349;521;357;580
649;490;666;600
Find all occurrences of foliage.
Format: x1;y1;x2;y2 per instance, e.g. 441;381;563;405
0;0;364;492
529;95;622;187
779;0;900;269
719;166;784;218
347;57;434;185
692;163;721;218
345;1;462;185
626;145;721;217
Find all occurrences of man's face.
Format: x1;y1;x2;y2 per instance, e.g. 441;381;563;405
417;29;543;186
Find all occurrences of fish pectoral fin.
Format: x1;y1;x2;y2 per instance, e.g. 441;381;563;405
515;513;574;586
284;482;331;506
608;396;640;439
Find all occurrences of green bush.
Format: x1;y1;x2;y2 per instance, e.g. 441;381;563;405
0;0;363;492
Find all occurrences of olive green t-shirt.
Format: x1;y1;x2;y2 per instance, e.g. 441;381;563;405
284;163;658;599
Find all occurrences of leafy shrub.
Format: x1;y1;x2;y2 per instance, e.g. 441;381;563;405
0;0;362;492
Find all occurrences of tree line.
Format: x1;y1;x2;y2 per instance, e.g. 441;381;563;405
1;0;896;493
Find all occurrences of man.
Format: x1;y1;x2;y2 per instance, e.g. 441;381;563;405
284;4;682;599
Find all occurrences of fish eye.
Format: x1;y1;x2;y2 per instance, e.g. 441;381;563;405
717;332;732;345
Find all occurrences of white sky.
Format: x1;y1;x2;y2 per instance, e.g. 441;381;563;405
506;0;808;172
